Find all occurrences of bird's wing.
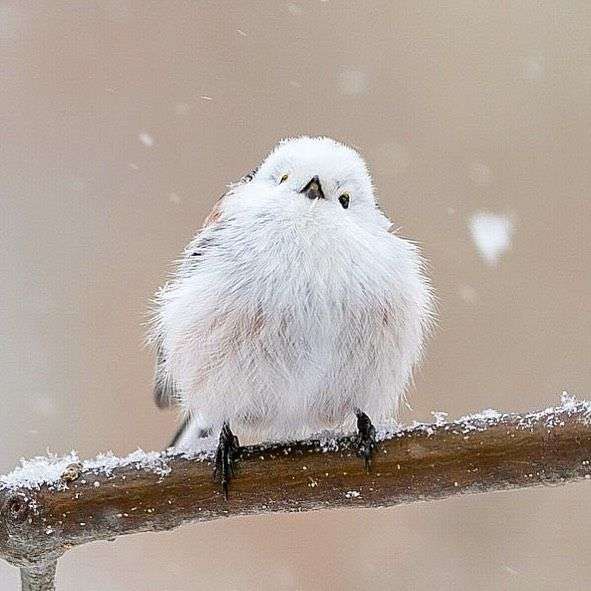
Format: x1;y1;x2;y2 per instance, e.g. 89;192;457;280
152;168;257;410
153;343;175;409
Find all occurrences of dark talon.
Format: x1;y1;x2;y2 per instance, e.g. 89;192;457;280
355;409;377;472
214;422;240;500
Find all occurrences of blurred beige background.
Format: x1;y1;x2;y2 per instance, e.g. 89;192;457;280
1;1;590;589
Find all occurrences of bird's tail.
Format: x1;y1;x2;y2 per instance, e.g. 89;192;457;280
169;414;212;450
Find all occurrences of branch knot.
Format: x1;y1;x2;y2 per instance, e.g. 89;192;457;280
2;494;30;525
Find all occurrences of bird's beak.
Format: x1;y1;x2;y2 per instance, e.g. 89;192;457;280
300;176;325;200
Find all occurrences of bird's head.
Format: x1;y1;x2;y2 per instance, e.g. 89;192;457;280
252;136;381;224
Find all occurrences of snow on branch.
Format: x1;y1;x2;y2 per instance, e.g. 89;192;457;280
2;394;591;589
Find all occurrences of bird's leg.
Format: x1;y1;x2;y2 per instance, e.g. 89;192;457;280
354;409;377;472
213;422;240;500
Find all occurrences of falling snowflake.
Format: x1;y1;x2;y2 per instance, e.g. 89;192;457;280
469;212;514;266
337;68;369;96
139;133;154;147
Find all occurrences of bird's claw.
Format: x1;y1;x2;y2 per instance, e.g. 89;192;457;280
355;410;377;472
213;422;240;500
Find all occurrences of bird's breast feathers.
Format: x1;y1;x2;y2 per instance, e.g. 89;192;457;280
159;191;428;375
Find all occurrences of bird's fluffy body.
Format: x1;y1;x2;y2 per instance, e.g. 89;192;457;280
151;137;433;447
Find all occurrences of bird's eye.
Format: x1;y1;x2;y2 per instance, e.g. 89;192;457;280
339;193;350;209
279;174;289;184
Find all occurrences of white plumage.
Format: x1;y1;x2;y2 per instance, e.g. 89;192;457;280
150;136;433;449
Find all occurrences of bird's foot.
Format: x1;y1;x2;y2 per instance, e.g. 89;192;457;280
213;422;240;500
355;409;377;472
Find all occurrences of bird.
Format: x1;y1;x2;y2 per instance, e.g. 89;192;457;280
149;136;434;498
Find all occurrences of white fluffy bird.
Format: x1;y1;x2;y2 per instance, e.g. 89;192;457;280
150;136;433;496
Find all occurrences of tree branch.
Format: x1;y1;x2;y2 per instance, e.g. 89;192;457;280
1;396;590;585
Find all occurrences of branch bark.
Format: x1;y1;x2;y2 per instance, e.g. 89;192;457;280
20;562;57;591
1;398;590;583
